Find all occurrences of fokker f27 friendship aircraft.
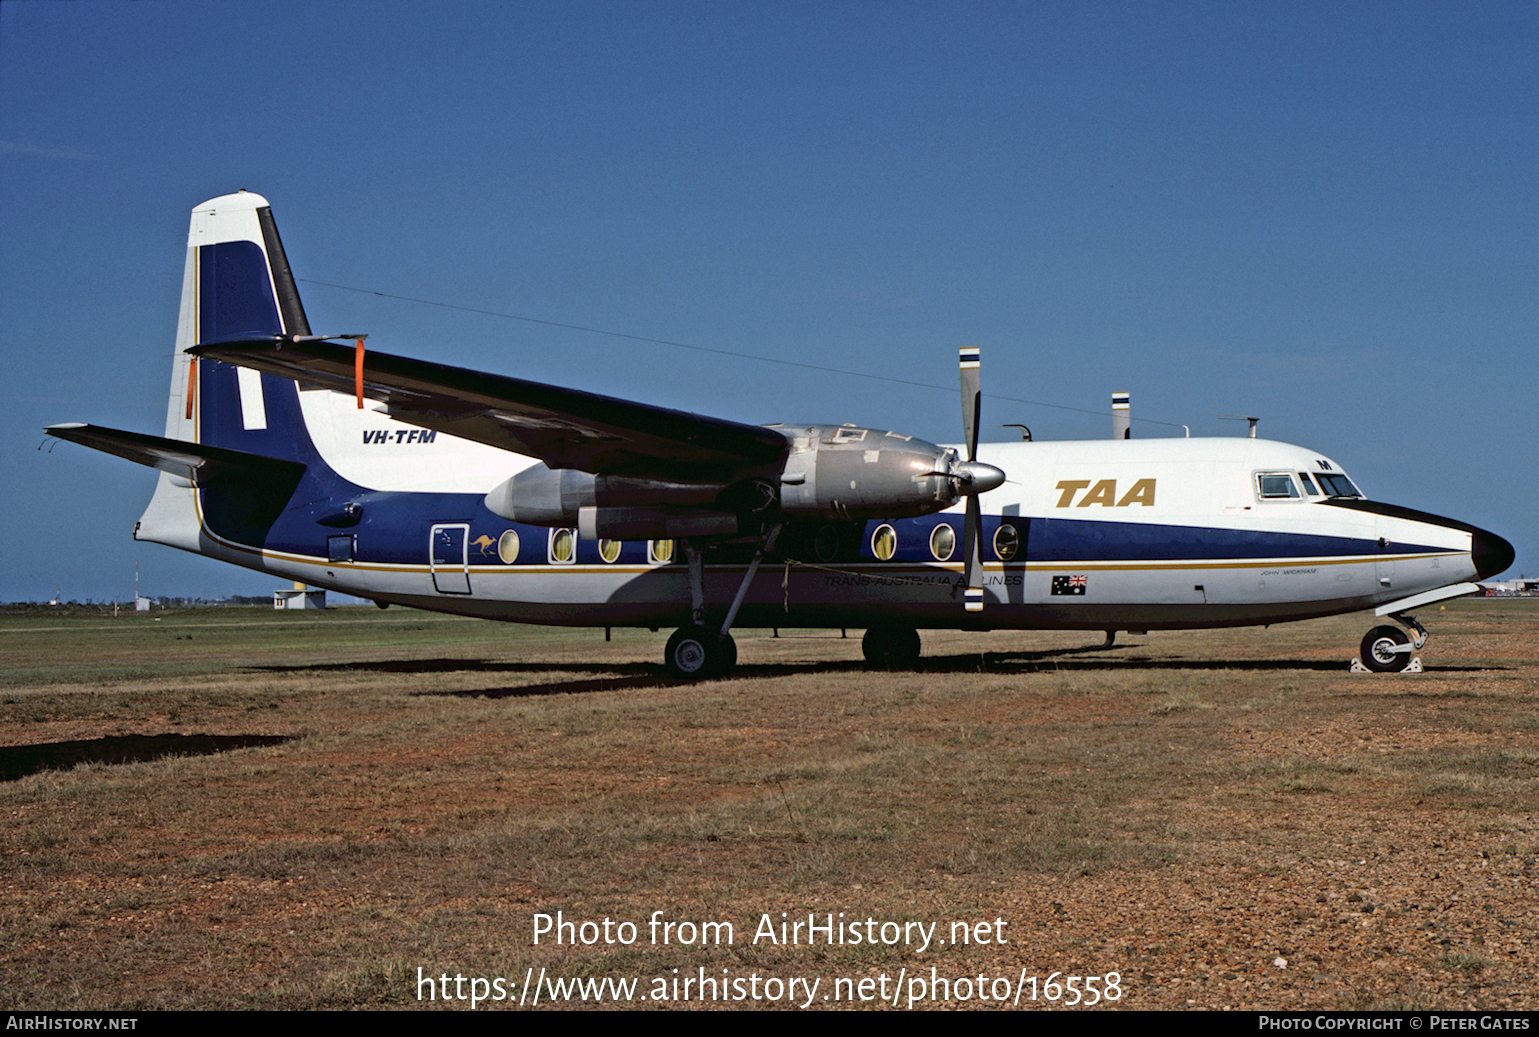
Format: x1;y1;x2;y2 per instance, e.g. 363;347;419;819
48;193;1514;678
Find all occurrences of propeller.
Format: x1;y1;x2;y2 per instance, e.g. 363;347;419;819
955;346;1005;612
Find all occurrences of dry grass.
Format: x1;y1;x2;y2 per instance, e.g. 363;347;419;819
1;600;1536;1010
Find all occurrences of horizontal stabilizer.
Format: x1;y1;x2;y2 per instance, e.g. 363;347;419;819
190;334;790;479
45;423;305;487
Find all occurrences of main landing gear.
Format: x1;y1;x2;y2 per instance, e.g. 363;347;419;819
662;526;779;680
659;533;929;678
1355;613;1429;673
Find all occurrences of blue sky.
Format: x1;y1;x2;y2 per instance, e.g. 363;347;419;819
2;0;1533;602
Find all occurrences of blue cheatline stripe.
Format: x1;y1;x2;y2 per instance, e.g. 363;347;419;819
239;497;1459;578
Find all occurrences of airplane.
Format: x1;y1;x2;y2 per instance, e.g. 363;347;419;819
47;192;1514;678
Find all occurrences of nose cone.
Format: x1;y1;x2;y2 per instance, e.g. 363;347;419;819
1472;526;1515;580
1321;498;1516;584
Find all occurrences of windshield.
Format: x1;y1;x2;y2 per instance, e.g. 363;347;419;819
1315;472;1361;498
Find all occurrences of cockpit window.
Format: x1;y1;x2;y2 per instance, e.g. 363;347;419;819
1256;473;1300;499
1297;472;1319;495
1315;473;1361;498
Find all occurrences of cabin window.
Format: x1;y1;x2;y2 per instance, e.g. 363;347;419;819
1315;473;1362;498
497;530;520;564
1256;473;1300;499
994;523;1020;561
549;528;576;564
871;524;897;561
599;539;622;563
648;539;674;564
930;523;956;562
814;525;842;562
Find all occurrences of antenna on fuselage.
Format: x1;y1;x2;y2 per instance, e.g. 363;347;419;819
1112;392;1130;440
1217;414;1260;438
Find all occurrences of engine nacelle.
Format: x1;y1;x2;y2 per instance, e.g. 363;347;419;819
773;424;969;520
484;465;745;539
483;424;1003;537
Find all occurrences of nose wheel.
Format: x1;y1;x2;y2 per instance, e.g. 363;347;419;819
1353;611;1431;673
1358;625;1412;672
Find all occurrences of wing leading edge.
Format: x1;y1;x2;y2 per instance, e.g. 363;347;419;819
190;334;789;480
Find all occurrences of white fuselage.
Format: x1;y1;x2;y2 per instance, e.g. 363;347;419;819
136;389;1484;631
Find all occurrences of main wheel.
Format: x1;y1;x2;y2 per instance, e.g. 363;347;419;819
1360;625;1412;673
862;625;922;667
664;626;736;679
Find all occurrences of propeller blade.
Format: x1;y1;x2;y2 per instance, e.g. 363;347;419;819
959;346;985;612
959;346;980;461
964;493;984;612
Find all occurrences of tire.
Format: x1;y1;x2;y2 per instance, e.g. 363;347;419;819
664;626;736;679
862;625;922;667
1360;625;1412;673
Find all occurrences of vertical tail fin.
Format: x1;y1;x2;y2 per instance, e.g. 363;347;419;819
139;193;327;552
165;191;319;463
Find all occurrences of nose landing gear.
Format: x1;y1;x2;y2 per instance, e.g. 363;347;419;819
1353;613;1429;673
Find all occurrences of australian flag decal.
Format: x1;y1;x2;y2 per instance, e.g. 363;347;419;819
1051;575;1088;596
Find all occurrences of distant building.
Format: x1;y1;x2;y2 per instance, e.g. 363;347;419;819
273;587;326;609
1478;578;1538;596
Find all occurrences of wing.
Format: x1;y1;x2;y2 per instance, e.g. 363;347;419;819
189;334;789;480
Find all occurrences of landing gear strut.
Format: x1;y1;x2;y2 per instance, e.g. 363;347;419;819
1394;612;1430;650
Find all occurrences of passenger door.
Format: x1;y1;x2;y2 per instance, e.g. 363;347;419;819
430;523;472;594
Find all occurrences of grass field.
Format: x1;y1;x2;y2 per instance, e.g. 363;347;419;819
2;600;1536;1010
